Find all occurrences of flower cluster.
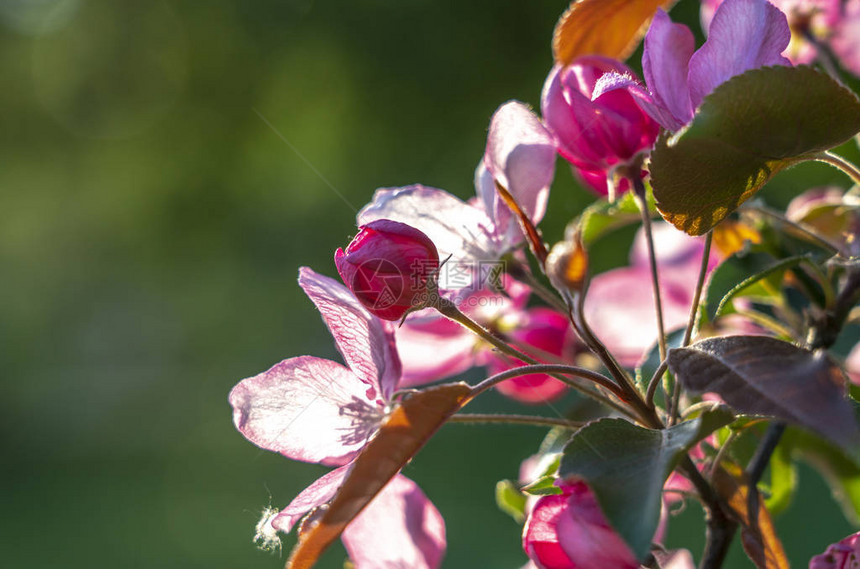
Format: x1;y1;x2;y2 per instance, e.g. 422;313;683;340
229;0;860;567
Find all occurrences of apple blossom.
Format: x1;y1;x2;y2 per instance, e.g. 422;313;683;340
541;57;660;195
613;0;791;131
229;267;446;567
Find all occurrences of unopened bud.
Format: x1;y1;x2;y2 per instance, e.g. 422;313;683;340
546;235;589;293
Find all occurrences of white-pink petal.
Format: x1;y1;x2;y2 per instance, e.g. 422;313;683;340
358;185;499;267
272;465;351;534
342;474;446;569
298;267;401;400
229;356;383;466
484;100;555;224
585;268;692;367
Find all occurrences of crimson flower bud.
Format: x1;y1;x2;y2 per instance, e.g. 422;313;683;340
541;57;659;195
523;481;638;569
335;219;440;321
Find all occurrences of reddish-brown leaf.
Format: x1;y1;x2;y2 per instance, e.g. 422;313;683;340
712;464;789;569
285;383;474;569
552;0;676;65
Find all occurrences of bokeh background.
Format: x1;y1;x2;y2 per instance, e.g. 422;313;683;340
2;0;857;567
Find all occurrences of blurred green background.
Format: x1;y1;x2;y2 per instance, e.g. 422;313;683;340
1;0;856;567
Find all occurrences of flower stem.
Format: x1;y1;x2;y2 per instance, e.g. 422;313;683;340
632;175;668;364
470;362;623;399
667;231;712;424
814;150;860;187
448;413;584;429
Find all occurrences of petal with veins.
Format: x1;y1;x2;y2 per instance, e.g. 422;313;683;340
229;356;383;466
642;9;696;127
484;101;555;224
272;465;351;534
299;267;401;400
688;0;790;110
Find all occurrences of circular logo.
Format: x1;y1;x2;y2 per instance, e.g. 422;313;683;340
352;258;405;310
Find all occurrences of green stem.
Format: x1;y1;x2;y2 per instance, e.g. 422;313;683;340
668;231;712;424
633;176;668;363
814;150;860;187
448;413;584;429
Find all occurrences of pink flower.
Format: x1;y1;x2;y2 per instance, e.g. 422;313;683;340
702;0;860;77
541;57;660;195
335;219;440;321
229;268;445;567
616;0;791;131
810;531;860;568
523;481;639;569
487;308;578;404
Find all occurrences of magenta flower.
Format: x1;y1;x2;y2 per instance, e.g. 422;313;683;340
487;308;577;404
523;480;639;569
622;0;791;131
335;219;440;321
541;57;660;195
229;268;445;567
810;531;860;568
702;0;860;77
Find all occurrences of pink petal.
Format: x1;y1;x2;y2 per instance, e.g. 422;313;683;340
585;268;692;367
523;493;577;569
846;342;860;386
484;101;556;224
272;465;351;534
358;185;499;266
299;267;401;400
229;356;382;465
555;486;638;569
642;9;696;128
595;72;685;133
396;312;479;387
475;160;521;251
342;475;446;569
831;1;860;76
688;0;791;110
629;223;718;275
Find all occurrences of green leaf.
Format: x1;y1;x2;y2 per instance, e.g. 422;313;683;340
521;475;564;496
651;66;860;235
765;442;797;516
701;249;805;324
669;335;860;462
783;427;860;524
495;480;527;523
558;407;734;559
577;186;654;245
